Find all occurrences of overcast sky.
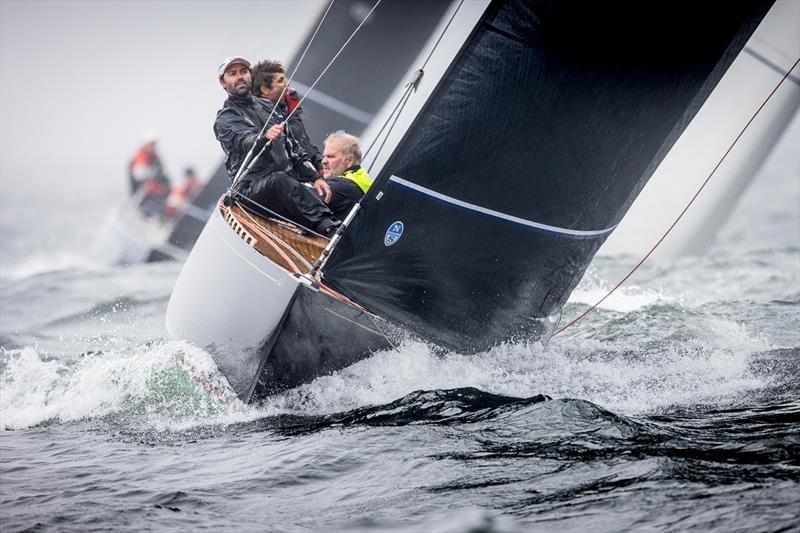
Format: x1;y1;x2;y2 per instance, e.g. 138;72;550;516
1;0;797;210
0;0;324;200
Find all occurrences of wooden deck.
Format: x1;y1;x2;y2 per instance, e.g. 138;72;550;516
221;204;327;275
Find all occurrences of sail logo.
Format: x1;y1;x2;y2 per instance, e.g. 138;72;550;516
384;221;404;246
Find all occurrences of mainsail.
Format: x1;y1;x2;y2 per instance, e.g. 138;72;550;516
323;0;773;350
167;164;230;250
285;0;452;147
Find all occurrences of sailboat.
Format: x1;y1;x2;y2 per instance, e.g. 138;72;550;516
166;0;776;403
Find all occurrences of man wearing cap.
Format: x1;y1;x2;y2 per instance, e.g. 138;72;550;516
213;56;340;237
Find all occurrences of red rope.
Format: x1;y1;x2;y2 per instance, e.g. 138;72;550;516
554;56;800;337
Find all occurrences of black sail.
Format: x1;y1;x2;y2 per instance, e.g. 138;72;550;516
322;0;772;350
167;164;230;249
285;0;453;147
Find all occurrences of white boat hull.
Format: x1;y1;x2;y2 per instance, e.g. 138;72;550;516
165;206;300;398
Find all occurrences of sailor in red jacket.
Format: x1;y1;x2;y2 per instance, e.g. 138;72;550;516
128;132;171;217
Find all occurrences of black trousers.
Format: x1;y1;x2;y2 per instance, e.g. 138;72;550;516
326;177;364;220
238;172;339;234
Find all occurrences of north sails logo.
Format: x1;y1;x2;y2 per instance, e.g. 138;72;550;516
384;221;404;246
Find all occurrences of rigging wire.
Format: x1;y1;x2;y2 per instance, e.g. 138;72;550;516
419;0;464;71
365;87;415;174
553;56;800;337
233;0;380;187
284;0;382;124
363;80;416;163
276;0;335;113
367;314;401;352
231;0;336;188
363;0;466;172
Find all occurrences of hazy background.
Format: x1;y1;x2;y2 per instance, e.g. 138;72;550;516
1;0;324;202
0;0;797;267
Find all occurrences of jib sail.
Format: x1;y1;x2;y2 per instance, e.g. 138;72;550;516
322;0;772;350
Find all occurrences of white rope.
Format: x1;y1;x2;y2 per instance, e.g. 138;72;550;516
264;0;336;129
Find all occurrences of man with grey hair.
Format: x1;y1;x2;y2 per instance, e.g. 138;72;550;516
321;130;373;220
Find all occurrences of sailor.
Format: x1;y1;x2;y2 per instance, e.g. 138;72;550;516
165;166;204;216
251;59;322;172
128;131;171;217
213;56;340;237
321;130;373;220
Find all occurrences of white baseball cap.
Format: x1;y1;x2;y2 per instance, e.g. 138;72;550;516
217;56;250;78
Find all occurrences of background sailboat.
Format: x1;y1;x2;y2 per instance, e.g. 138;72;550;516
599;0;800;258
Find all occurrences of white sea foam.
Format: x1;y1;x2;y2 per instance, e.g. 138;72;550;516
264;312;771;417
0;341;259;430
0;251;108;282
0;309;775;430
568;282;675;312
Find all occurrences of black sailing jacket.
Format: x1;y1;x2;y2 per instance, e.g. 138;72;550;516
213;93;317;184
279;89;323;171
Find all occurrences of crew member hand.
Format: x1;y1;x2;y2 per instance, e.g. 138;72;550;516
314;178;331;204
265;123;284;141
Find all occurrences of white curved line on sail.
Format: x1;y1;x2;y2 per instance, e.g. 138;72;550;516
388;175;617;237
291;80;374;125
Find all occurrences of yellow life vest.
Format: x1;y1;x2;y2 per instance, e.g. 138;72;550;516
340;166;373;194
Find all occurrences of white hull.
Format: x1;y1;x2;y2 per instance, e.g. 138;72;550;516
165;206;301;397
92;204;186;265
599;0;800;258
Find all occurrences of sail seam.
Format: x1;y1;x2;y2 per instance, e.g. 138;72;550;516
483;23;538;48
388;175;616;237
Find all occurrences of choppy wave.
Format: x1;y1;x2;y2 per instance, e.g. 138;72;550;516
0;342;251;430
41;295;171;328
4;304;785;434
1;319;787;433
0;251;109;282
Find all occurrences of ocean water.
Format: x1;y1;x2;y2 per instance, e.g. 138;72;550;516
1;127;799;531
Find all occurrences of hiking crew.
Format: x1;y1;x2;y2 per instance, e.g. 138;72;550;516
213;56;340;237
251;59;323;172
321;130;373;220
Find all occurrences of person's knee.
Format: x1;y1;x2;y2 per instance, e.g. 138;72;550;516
248;172;287;199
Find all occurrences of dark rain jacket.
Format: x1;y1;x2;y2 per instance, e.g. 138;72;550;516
280;89;323;171
213;93;318;184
